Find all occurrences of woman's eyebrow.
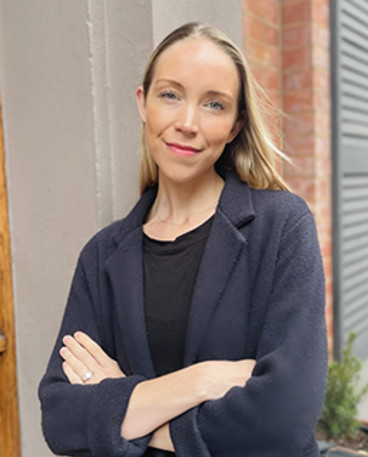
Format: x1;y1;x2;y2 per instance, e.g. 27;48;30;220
155;78;183;87
205;90;234;102
154;79;234;101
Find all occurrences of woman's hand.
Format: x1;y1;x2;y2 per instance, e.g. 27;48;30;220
59;331;125;384
194;359;256;401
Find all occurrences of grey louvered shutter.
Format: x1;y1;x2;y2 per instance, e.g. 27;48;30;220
331;0;368;358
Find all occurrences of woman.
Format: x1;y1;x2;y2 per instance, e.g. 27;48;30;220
39;22;327;457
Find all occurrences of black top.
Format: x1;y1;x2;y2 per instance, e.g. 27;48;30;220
143;216;214;377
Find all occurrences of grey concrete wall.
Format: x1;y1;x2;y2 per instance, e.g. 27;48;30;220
152;0;243;48
0;1;243;456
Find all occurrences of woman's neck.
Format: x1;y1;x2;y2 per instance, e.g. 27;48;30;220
144;169;224;240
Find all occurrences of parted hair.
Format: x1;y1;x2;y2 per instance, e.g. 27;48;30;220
139;22;290;194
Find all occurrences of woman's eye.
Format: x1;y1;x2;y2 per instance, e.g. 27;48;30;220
206;101;224;111
159;91;178;101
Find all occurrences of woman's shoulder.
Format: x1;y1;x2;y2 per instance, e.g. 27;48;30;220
250;186;312;224
79;217;134;264
238;186;317;244
78;188;157;263
224;171;312;226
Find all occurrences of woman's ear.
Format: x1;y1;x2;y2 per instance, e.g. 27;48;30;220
136;86;146;123
227;112;245;144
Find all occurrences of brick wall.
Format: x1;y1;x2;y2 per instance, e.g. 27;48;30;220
243;0;333;349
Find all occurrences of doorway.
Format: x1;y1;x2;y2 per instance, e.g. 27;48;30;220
0;93;20;456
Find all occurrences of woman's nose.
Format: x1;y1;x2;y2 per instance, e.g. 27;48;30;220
174;104;199;135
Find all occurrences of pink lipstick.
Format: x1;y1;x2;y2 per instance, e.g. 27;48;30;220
166;142;202;157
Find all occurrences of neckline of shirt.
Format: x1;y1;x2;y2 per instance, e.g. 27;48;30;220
143;215;214;250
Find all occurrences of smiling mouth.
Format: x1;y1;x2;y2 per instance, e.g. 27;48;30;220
165;142;202;157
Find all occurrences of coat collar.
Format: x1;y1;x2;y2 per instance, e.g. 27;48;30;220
110;171;255;246
105;172;255;377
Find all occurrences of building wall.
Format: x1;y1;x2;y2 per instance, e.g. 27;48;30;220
243;0;333;349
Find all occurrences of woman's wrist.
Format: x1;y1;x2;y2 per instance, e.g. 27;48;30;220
186;362;212;403
149;423;174;452
120;364;208;440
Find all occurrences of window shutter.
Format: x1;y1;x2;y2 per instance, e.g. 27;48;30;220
332;0;368;358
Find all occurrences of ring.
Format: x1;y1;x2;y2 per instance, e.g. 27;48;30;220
82;370;93;382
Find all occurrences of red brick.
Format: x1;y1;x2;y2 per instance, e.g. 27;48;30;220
284;112;314;137
314;113;331;137
325;300;333;319
283;156;316;178
264;23;279;46
282;1;311;25
250;17;264;42
317;199;333;221
245;0;279;25
282;23;311;48
263;69;280;91
316;179;330;197
266;90;282;110
283;135;315;156
267;113;282;137
284;89;314;112
312;46;329;69
325;279;333;302
313;69;331;95
316;156;332;178
312;1;329;27
315;137;331;156
321;240;332;259
250;64;266;86
312;23;329;49
322;256;333;281
283;70;313;91
248;42;280;67
286;178;316;201
283;47;311;72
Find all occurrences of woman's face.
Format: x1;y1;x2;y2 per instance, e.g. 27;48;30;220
136;38;242;185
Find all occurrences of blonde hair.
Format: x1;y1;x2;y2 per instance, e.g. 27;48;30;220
139;22;290;194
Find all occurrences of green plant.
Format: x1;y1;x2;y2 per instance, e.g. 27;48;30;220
318;332;368;440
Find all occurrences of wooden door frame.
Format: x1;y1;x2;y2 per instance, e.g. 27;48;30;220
0;93;20;457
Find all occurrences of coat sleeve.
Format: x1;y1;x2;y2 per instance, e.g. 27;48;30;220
38;238;151;457
169;211;328;457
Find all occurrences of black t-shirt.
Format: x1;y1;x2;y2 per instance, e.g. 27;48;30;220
143;216;214;377
143;217;213;456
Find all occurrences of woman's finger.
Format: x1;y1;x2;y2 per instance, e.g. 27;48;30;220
61;332;126;382
59;346;89;381
62;335;98;370
62;361;83;384
74;331;112;367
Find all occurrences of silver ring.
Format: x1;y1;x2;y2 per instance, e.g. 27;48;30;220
82;370;93;382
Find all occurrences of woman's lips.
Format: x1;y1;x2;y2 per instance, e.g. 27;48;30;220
165;142;202;157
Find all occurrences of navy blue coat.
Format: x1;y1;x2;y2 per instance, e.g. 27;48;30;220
39;172;328;457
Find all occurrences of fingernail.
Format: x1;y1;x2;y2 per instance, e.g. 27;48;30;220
60;347;68;356
63;335;71;344
74;331;82;339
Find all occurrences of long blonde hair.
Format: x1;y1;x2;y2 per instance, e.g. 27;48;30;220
139;22;290;194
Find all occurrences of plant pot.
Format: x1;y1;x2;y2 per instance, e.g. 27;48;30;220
324;445;368;456
318;421;368;456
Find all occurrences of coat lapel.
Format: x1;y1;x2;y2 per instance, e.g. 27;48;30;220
183;211;247;365
105;189;157;378
183;173;255;365
106;227;156;378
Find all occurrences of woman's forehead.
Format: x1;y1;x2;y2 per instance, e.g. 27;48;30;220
151;38;240;95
